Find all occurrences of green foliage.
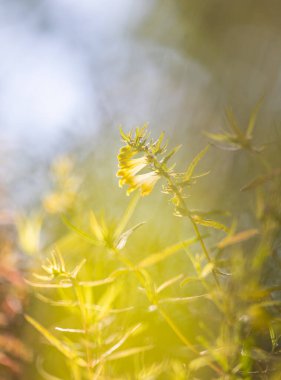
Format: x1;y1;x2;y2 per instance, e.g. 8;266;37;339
20;114;281;379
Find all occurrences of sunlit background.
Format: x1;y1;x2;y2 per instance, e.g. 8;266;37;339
1;1;281;210
1;1;281;379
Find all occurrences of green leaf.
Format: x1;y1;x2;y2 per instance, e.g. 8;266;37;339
25;279;73;288
204;131;232;142
217;229;259;249
115;222;145;250
269;326;278;351
78;277;114;287
184;146;209;182
200;262;215;278
91;324;144;367
191;215;229;233
70;258;87;279
96;284;121;320
25;315;80;362
35;294;77;308
89;211;104;241
55;327;85;334
180;276;200;287
156;274;183;294
225;108;244;139
119;126;130;142
105;345;153;361
246;97;263;138
241;168;281;191
162;145;182;164
37;358;65;380
61;215;98;245
114;193;140;238
189;355;215;371
159;294;208;304
138;237;198;268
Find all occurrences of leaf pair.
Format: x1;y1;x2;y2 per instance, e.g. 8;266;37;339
205;99;264;152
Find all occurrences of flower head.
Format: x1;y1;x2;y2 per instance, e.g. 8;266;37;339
117;135;160;196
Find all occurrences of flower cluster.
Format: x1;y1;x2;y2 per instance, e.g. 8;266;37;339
117;126;164;196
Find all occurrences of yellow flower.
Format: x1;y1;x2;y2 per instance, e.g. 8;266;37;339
128;171;160;196
117;146;159;196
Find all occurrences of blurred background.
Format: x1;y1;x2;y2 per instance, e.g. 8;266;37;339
1;0;281;209
1;1;281;379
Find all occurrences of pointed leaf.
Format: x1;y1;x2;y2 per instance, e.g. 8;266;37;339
191;215;229;233
180;277;200;287
35;294;77;308
184;146;209;182
105;345;153;361
162;145;182;164
156;274;183;294
159;294;208;304
89;211;104;241
114;193;140;238
25;315;78;361
55;327;85;334
116;222;145;250
241;168;281;191
200;262;215;278
246;97;263;138
119;126;130;142
71;258;87;279
204;131;232;142
225;108;244;139
138;237;198;268
217;229;259;249
78;277;114;287
61;215;98;245
25;279;72;288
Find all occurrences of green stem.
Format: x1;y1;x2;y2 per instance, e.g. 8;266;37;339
189;217;221;288
112;248;223;376
162;168;221;289
72;280;93;380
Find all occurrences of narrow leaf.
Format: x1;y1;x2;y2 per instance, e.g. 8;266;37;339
217;229;259;249
25;279;72;288
78;277;114;287
163;145;182;164
246;97;263;138
25;315;77;360
61;215;98;245
225;108;244;139
89;211;104;241
200;262;214;278
241;168;281;191
156;274;183;294
185;146;209;182
204;131;232;142
105;345;153;361
119;126;130;142
180;277;200;287
159;294;208;304
116;222;145;250
191;215;229;233
114;193;140;238
71;258;87;279
138;237;198;268
55;327;85;334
